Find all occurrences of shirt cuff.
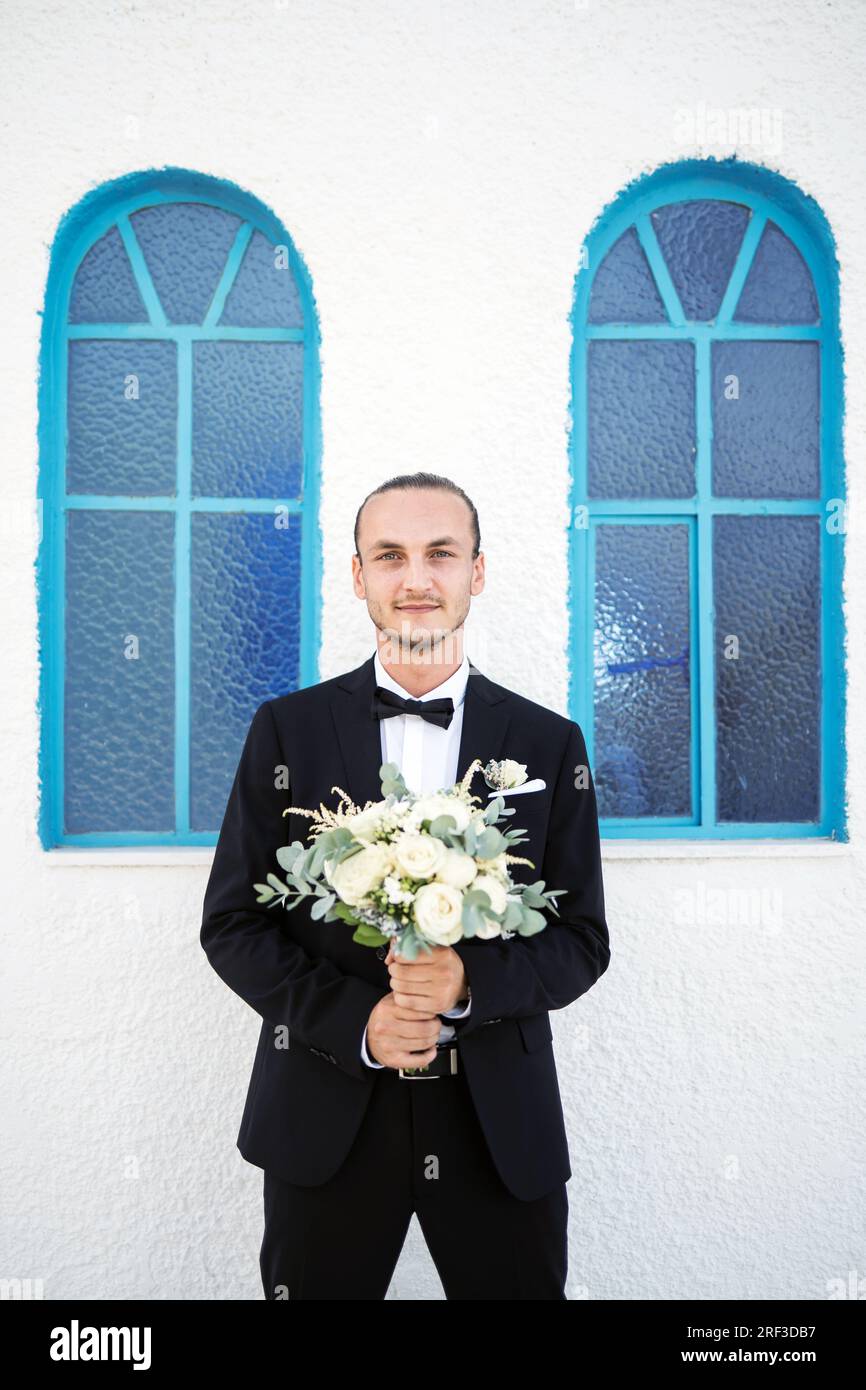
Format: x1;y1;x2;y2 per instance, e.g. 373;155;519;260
360;1024;385;1068
440;991;472;1019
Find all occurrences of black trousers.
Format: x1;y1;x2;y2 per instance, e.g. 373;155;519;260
259;1051;569;1300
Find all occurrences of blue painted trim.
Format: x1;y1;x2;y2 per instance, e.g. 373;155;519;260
64;496;305;510
37;168;323;848
567;157;847;841
204;223;253;329
586;323;820;340
175;336;192;834
67;325;304;340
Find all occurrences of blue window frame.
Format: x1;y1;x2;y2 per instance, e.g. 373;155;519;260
568;160;846;840
37;170;322;847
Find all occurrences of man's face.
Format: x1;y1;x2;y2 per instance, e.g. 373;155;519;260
352;488;485;663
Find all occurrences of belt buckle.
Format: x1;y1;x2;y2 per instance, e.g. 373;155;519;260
398;1045;458;1080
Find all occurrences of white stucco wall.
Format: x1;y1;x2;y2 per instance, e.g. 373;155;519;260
2;0;864;1300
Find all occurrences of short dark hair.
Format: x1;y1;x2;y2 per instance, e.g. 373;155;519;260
354;472;481;561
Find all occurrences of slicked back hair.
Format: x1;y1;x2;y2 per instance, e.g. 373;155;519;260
354;473;481;562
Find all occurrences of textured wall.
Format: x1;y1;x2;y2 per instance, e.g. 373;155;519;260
2;0;865;1300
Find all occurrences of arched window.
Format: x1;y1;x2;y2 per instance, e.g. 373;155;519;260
37;170;321;847
569;160;846;840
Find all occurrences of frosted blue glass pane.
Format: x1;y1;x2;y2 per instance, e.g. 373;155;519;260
192;342;303;497
588;227;667;324
594;523;691;818
190;511;301;831
651;199;751;321
587;340;696;497
712;341;820;498
733;220;819;324
65;510;175;831
129;202;242;325
220;229;303;328
69;225;148;324
714;516;820;822
67;340;177;495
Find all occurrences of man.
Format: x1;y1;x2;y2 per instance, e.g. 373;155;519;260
200;472;610;1300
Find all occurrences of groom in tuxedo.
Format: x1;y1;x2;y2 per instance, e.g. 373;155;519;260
200;472;610;1299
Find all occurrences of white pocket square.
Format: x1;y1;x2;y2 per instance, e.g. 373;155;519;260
487;778;546;797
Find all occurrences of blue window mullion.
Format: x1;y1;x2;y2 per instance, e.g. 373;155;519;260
568;312;591;758
117;213;166;328
584;513;596;771
53;319;69;843
585;323;821;341
694;334;716;828
821;320;845;839
63;496;304;512
716;209;766;325
204;222;253;328
175;338;192;834
634;212;686;325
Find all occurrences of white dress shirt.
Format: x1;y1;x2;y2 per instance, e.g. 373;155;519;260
360;648;473;1068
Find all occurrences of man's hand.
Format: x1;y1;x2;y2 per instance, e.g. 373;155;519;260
385;940;469;1014
365;993;441;1069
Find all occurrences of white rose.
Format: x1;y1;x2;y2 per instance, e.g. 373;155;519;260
435;847;478;890
498;759;528;790
346;802;386;845
328;843;392;906
392;832;446;880
413;881;465;945
471;873;509;938
412;793;471;834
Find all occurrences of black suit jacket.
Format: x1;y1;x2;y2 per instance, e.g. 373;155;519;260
200;654;610;1202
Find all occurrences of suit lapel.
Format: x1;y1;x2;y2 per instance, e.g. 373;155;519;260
329;653;512;809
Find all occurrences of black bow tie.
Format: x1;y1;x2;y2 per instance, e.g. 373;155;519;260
371;686;455;729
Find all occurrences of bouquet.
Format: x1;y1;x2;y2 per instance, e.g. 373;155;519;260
253;757;567;960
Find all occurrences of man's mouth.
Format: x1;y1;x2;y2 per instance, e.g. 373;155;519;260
398;604;439;612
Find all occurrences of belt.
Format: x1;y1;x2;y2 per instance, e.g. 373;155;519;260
397;1041;459;1080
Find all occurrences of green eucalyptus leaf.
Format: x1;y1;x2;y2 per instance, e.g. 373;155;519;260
275;843;305;873
502;901;524;931
330;901;364;925
310;893;336;920
428;813;459;838
352;923;390;948
518;905;547;936
462;887;492;911
475;827;506;859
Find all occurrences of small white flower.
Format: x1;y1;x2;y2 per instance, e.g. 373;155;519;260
382;874;414;906
483;758;528;792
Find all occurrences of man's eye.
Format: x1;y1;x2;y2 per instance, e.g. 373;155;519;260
376;551;453;560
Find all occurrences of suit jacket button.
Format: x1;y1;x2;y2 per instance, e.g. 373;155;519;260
376;946;387;960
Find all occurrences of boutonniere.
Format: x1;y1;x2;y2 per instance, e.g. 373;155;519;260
482;758;529;792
